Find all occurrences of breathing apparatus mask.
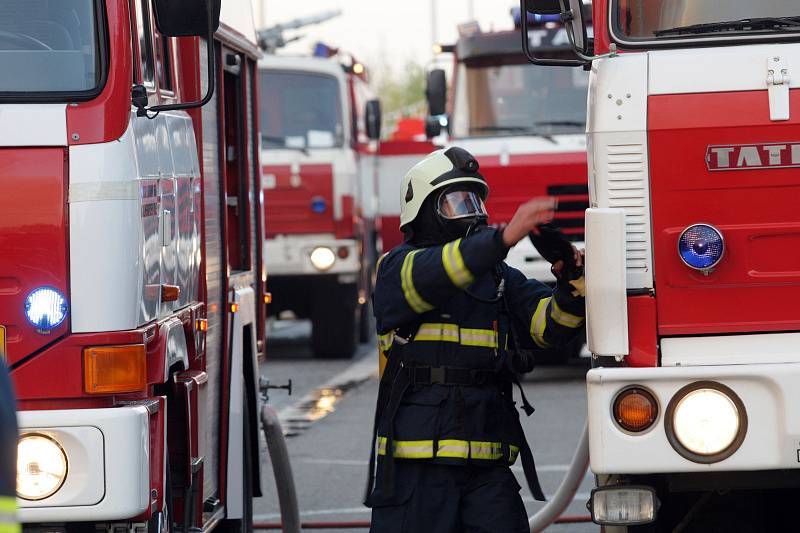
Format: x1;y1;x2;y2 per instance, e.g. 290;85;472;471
436;186;489;240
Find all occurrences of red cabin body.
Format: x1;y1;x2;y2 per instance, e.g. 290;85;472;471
2;0;265;528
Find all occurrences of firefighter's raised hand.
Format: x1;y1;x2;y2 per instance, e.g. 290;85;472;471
501;197;556;247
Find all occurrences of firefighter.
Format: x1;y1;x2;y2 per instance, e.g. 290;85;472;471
0;363;18;533
364;147;586;532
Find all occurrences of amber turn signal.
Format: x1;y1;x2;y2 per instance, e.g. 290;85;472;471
161;284;180;302
230;303;239;313
84;344;147;394
195;318;208;332
263;293;273;304
613;387;658;433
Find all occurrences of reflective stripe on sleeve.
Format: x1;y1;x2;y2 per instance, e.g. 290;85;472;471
401;251;435;314
378;333;394;353
442;238;475;288
550;298;585;329
379;437;516;464
0;497;18;533
530;297;551;348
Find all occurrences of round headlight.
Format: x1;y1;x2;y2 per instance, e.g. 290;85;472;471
24;287;68;331
666;382;746;463
678;224;724;271
17;434;68;501
310;247;336;271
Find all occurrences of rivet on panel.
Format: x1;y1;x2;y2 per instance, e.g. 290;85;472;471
626;93;632;99
616;99;623;106
617;115;623;120
607;94;613;99
71;133;80;141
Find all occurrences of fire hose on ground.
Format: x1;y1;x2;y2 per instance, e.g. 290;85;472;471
258;404;592;531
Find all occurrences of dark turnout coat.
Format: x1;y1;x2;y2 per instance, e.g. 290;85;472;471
366;227;585;505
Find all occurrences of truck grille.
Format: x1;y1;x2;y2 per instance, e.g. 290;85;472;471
547;184;589;242
605;144;650;274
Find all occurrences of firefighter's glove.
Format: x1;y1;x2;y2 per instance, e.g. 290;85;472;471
511;348;536;374
529;224;585;297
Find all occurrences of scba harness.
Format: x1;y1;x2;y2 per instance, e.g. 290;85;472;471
364;265;546;506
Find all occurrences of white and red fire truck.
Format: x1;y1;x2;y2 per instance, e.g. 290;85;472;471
258;53;381;359
432;18;590;284
524;0;800;529
2;0;266;530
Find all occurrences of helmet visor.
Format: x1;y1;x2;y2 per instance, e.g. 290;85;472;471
437;190;488;220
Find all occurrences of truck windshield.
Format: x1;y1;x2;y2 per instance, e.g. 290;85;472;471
452;63;588;138
0;0;102;95
614;0;800;40
259;70;344;150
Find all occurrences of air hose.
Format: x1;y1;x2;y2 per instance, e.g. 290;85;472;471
529;421;590;532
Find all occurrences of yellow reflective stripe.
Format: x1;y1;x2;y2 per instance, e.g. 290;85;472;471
436;439;469;459
377;437;434;459
378;333;394;352
460;328;498;348
413;325;497;347
550;298;585;329
415;323;460;343
0;499;14;514
470;441;504;460
376;252;389;273
530;297;551;348
442;238;474;288
509;445;520;464
380;437;513;462
401;251;434;313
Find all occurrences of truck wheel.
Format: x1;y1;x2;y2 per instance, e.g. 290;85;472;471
311;284;357;359
217;393;254;532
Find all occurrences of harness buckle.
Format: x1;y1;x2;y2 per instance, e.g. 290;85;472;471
429;366;446;384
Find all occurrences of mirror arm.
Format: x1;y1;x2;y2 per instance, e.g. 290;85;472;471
520;0;585;67
137;0;216;118
559;0;617;63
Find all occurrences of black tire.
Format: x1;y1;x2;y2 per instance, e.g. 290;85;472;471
217;393;254;532
311;284;358;359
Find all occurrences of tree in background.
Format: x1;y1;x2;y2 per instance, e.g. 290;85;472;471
374;60;429;139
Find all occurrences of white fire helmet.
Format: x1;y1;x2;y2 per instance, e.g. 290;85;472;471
399;147;489;230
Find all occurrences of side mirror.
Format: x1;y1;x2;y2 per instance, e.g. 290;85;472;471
525;0;562;14
134;0;220;118
424;116;442;139
153;0;221;37
365;99;382;140
425;69;447;117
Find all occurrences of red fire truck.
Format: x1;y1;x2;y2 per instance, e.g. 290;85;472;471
523;0;800;529
2;0;265;530
258;54;381;359
424;17;590;284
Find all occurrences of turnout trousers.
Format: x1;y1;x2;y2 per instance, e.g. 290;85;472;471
369;460;529;533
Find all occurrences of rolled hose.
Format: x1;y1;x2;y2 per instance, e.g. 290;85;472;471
261;404;302;533
529;421;590;533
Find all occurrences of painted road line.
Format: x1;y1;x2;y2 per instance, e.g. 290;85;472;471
277;353;377;436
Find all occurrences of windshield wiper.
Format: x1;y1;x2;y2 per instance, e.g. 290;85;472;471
534;120;586;128
470;125;556;143
655;17;800;37
262;135;309;155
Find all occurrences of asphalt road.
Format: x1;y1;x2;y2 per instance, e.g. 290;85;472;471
254;320;598;532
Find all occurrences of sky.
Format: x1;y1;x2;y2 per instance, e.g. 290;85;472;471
256;0;518;79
